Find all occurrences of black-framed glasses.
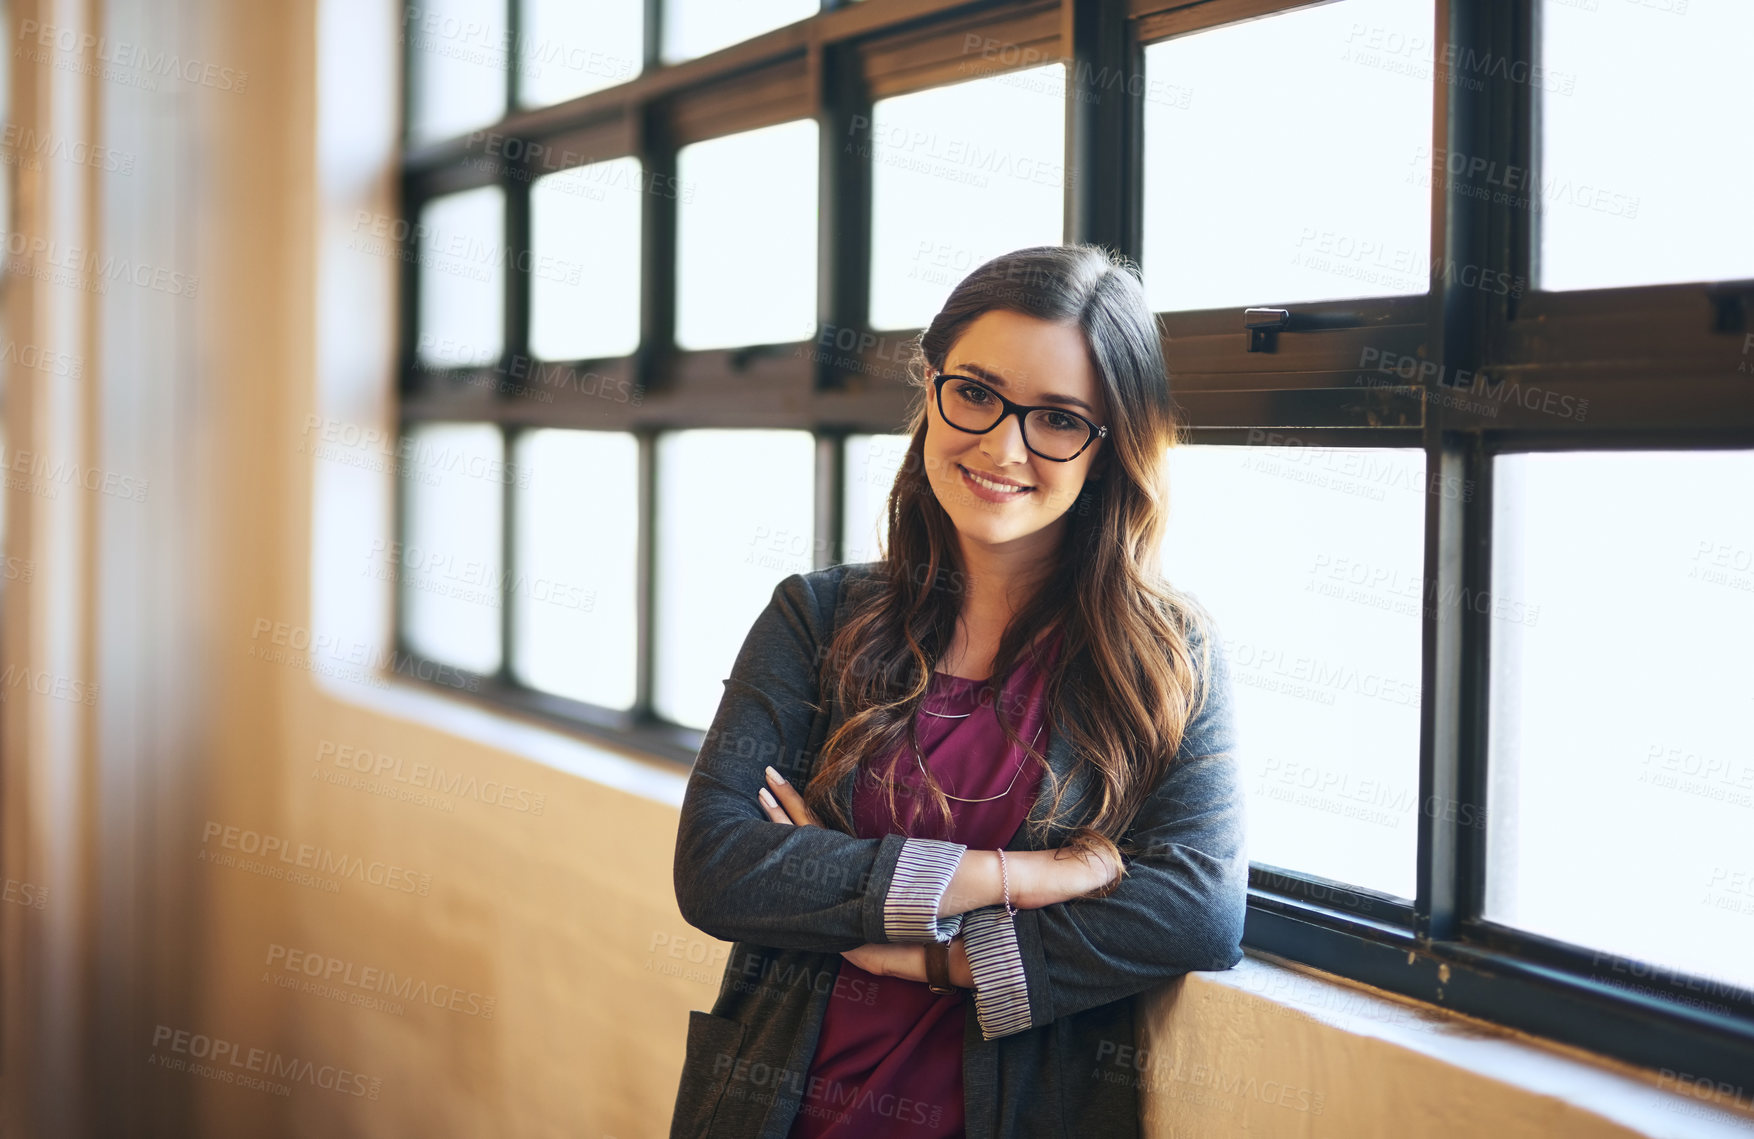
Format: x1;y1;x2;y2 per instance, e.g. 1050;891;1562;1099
931;371;1108;462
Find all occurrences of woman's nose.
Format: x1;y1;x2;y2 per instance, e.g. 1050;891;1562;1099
980;411;1031;467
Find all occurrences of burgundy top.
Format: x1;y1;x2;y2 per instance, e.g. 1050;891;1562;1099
787;631;1061;1139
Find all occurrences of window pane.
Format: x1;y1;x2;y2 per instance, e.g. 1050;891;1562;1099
1537;2;1754;291
1487;450;1754;993
511;430;638;707
399;422;506;676
661;0;817;64
530;159;642;362
868;67;1068;332
1163;444;1428;899
844;434;910;565
675;121;818;351
1142;0;1433;312
416;186;506;368
405;0;508;145
653;430;815;729
517;0;642;108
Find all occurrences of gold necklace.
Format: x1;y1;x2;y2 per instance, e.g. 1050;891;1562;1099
918;628;1058;803
914;696;1045;803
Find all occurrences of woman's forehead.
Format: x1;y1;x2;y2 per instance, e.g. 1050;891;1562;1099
945;313;1105;413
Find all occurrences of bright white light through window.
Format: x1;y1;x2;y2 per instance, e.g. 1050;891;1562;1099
662;0;818;64
1537;1;1754;291
868;66;1067;332
518;0;642;108
530;158;642;362
1487;450;1754;993
675;120;819;351
416;186;505;368
406;0;507;144
1142;0;1433;311
844;434;911;564
399;422;506;676
654;429;816;728
1162;444;1428;898
512;430;639;707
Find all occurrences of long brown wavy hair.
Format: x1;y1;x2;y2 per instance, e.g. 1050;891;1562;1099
798;244;1216;884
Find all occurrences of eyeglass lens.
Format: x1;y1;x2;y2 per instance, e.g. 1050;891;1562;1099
939;377;1091;461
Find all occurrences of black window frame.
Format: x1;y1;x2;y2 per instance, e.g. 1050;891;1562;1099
392;0;1754;1094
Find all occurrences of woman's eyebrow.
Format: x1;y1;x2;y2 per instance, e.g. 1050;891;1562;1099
953;362;1096;415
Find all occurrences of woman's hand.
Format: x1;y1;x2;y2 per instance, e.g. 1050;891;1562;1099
754;765;1108;975
1008;846;1122;909
839;942;927;982
841;940;974;988
758;767;926;978
756;765;821;827
755;767;939;984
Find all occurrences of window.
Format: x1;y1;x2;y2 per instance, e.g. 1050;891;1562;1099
1485;449;1754;993
529;159;642;362
661;0;819;65
511;429;640;708
1163;445;1425;899
1141;0;1433;311
868;66;1067;332
1535;1;1754;291
404;0;507;146
416;187;504;368
398;422;505;676
653;429;816;729
394;0;1754;1089
516;0;643;109
675;120;820;352
844;434;910;566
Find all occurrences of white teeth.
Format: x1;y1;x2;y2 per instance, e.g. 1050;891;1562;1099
964;467;1028;494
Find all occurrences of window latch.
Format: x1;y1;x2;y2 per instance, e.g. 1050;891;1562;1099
1244;308;1291;353
1707;288;1748;335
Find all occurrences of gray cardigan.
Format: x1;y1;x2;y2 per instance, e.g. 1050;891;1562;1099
669;562;1246;1139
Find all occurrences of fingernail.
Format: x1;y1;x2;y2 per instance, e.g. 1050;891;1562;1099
758;787;777;808
766;765;785;785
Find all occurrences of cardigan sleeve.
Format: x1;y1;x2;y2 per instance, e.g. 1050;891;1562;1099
674;570;969;953
969;622;1247;1039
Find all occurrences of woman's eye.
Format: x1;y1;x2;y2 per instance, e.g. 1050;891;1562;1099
956;384;992;404
1042;412;1082;432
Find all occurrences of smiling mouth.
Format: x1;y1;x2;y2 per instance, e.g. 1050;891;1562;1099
959;464;1034;496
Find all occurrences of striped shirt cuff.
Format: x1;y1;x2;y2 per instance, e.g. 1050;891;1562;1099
882;837;968;943
961;905;1032;1039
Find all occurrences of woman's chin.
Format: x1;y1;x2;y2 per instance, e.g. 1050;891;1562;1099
947;515;1047;548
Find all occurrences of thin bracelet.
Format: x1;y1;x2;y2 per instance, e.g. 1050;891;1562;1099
997;849;1017;918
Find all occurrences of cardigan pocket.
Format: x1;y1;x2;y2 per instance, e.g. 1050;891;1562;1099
669;1009;748;1139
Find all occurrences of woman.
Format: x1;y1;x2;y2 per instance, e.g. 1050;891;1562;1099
670;244;1246;1139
